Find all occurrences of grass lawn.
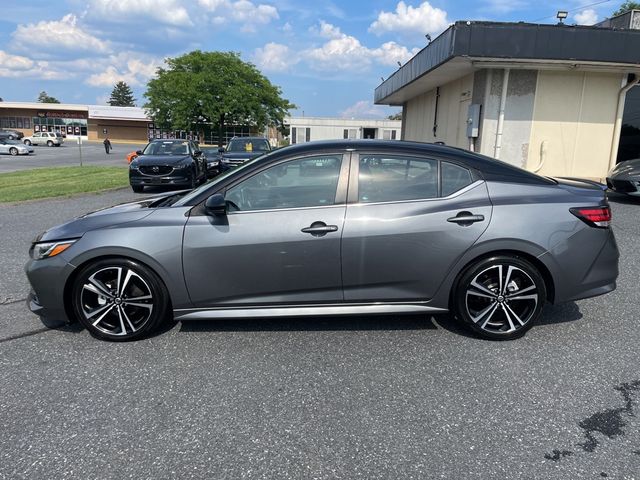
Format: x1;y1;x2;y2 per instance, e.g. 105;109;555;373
0;166;129;203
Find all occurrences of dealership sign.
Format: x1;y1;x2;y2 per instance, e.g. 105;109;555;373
37;111;87;119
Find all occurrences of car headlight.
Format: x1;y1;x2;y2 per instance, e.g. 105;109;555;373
130;161;139;170
30;240;77;260
208;160;220;167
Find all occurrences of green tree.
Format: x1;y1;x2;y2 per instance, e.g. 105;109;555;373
37;91;60;103
387;112;402;121
613;1;640;15
108;81;136;107
144;50;295;146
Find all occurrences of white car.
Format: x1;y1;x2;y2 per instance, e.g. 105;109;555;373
0;138;33;155
23;132;64;147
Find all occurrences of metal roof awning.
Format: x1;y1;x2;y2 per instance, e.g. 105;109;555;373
375;21;640;106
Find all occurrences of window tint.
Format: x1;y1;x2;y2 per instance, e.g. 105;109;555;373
358;155;438;203
226;155;342;211
441;162;473;196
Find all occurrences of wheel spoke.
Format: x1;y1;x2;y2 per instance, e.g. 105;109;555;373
119;306;138;333
504;303;527;327
479;304;500;329
497;264;503;296
91;304;116;326
470;280;496;297
119;269;134;297
509;294;538;302
87;277;114;298
467;289;496;300
471;302;499;324
501;304;517;332
116;305;128;336
502;265;515;295
83;282;112;299
85;302;114;320
506;285;536;298
115;267;122;296
124;294;152;302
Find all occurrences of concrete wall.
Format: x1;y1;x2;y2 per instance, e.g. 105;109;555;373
526;71;623;179
402;73;474;148
477;69;537;169
88;119;148;142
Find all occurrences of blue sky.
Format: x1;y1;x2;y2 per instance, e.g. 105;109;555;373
0;0;625;118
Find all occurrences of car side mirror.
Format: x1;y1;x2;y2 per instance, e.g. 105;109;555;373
204;193;227;215
136;150;143;155
218;147;225;153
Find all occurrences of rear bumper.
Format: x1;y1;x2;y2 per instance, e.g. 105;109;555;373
541;228;619;303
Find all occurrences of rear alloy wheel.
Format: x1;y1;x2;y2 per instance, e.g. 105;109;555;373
47;140;54;147
71;259;169;341
24;140;31;146
453;255;546;340
9;147;18;156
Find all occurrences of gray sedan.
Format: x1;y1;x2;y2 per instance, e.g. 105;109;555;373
25;140;619;342
0;139;33;156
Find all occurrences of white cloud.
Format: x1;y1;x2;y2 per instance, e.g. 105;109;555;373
575;9;598;25
369;1;449;37
199;0;278;31
12;14;110;55
311;20;343;39
86;52;163;87
252;42;293;72
304;22;419;71
340;100;394;119
87;0;192;26
0;51;70;79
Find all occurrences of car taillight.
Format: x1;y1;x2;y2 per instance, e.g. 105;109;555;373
570;206;612;228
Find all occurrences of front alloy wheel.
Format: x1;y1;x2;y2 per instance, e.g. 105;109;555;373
72;259;169;341
9;147;18;156
454;256;546;340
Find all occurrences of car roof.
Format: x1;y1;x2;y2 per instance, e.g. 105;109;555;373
230;136;268;141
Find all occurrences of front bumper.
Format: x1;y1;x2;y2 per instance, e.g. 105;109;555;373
130;170;193;187
25;255;76;323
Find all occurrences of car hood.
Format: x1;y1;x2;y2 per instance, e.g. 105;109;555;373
134;154;191;166
35;190;189;242
609;158;640;178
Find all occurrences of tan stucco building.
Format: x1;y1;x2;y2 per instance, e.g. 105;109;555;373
375;15;640;180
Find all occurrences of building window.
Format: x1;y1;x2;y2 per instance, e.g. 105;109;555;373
382;129;398;140
292;127;310;144
343;128;358;139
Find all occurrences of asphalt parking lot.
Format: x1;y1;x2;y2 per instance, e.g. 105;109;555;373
1;190;640;479
0;141;145;173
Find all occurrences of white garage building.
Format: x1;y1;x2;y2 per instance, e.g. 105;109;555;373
374;15;640;180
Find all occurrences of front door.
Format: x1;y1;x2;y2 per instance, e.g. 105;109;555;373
183;153;349;307
341;153;492;302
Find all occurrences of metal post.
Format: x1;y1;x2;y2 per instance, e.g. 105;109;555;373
77;136;83;167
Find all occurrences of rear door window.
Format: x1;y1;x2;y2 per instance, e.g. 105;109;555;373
441;162;473;196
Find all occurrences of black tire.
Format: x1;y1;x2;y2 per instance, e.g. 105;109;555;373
132;185;144;193
452;255;546;340
190;171;196;189
47;140;54;147
8;135;15;140
71;258;170;341
24;140;31;146
9;147;18;156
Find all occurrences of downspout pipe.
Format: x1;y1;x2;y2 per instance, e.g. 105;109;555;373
609;74;639;172
493;68;510;159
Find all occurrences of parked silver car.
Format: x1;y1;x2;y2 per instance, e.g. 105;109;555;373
0;138;33;156
23;132;64;147
25;140;619;342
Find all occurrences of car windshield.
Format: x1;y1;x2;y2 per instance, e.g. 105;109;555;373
173;151;273;207
227;138;270;152
143;140;190;156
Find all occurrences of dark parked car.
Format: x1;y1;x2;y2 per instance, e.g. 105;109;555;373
129;139;207;192
606;159;640;197
200;145;223;178
219;136;272;168
26;140;618;342
0;129;24;140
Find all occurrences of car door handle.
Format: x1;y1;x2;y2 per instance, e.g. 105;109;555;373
447;212;485;225
301;222;339;237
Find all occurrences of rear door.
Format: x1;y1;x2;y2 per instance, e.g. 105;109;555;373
182;153;350;307
341;152;492;302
